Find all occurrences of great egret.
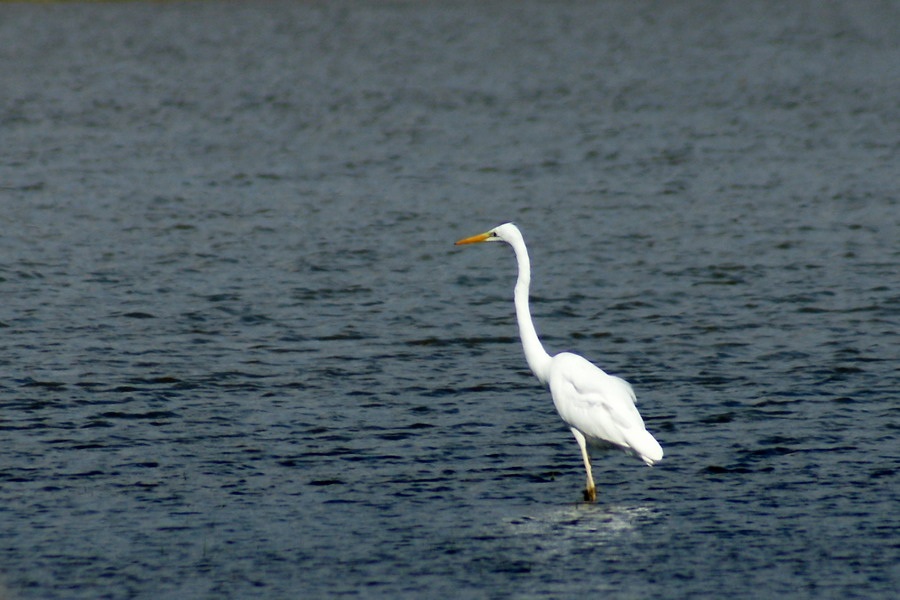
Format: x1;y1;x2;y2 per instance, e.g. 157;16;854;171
455;223;663;502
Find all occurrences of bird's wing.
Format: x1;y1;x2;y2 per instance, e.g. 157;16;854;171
548;353;662;462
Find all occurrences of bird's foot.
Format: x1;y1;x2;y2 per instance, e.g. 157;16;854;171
582;486;597;503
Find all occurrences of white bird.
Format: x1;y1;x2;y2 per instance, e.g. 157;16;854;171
455;222;663;502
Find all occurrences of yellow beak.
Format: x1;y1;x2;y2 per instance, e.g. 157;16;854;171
454;231;491;245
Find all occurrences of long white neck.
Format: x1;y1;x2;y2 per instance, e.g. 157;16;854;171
508;234;552;384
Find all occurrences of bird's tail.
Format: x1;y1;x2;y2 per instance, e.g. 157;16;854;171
627;429;664;466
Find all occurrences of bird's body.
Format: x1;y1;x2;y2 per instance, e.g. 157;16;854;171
455;222;663;501
548;352;662;466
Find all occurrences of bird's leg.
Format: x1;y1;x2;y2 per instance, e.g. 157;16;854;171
571;429;596;502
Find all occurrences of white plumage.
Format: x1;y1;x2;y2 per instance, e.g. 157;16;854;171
456;222;663;501
548;352;663;466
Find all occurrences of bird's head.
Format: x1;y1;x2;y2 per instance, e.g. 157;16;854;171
454;222;520;246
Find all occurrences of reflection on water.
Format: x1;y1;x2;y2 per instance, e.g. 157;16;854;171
507;503;663;554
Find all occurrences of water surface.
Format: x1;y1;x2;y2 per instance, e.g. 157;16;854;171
1;1;898;598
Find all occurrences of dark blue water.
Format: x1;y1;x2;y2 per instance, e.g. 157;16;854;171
2;1;898;598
